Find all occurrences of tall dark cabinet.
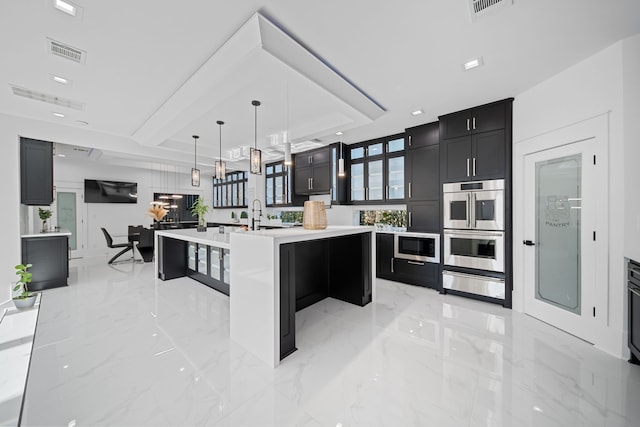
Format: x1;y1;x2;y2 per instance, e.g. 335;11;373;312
20;137;54;205
405;122;440;233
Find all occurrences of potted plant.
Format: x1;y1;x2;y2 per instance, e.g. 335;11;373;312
13;263;37;309
190;197;209;232
38;208;52;232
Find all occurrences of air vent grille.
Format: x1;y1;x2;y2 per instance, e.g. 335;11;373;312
468;0;513;20
47;38;86;64
10;85;85;110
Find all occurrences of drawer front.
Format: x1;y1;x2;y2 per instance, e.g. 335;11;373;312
443;270;505;300
394;259;439;287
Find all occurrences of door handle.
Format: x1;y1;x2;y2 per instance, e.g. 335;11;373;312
308;177;311;190
467;118;470;131
391;258;394;273
466;193;471;228
473;158;476;177
408;135;412;147
408;211;412;227
365;187;369;200
310;177;313;189
466;158;470;177
473;117;476;130
408;261;425;266
408;182;412;198
386;185;389;199
471;192;477;228
523;240;536;246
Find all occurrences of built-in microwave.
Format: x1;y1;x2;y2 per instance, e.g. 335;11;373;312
394;232;440;263
443;179;504;231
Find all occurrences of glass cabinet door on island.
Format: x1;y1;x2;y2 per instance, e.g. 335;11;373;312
210;246;221;281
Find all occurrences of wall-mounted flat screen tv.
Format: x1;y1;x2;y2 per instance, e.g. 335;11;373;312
84;179;138;203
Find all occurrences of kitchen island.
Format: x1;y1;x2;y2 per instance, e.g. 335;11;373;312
155;226;374;367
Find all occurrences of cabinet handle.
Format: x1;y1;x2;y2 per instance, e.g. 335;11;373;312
308;177;311;190
408;182;412;198
365;187;369;200
473;158;476;176
473;117;476;130
391;258;394;273
408;211;412;227
310;177;313;189
408;135;412;147
386;185;389;199
408;261;425;266
467;118;470;131
466;158;470;177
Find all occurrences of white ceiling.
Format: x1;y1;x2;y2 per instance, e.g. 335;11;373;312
1;0;639;172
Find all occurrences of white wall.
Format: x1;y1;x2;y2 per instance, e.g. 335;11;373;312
513;39;628;357
623;34;640;262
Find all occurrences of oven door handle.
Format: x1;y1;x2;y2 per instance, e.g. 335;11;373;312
466;193;471;228
471;192;477;229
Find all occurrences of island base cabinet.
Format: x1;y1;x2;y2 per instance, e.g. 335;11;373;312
158;237;187;280
279;232;372;360
22;236;68;291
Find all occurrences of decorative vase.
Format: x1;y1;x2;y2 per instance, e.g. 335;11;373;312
41;220;48;233
13;294;37;310
197;216;207;232
303;201;327;230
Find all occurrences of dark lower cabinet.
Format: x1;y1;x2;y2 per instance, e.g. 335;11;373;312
393;259;439;289
376;232;439;289
376;233;395;280
158;237;187;280
186;243;230;296
21;236;68;291
280;232;372;360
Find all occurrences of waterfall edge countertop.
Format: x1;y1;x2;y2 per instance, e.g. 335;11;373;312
155;227;232;249
21;229;72;238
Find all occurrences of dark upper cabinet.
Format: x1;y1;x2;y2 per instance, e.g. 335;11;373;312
406;144;439;201
439;101;506;140
406;121;439;149
20;137;53;205
442;130;506;182
407;200;439;232
294;146;332;195
376;233;395;279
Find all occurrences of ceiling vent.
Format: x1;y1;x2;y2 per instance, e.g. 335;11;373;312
468;0;513;21
10;85;86;110
46;38;86;64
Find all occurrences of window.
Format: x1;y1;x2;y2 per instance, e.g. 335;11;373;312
213;171;248;208
265;160;293;207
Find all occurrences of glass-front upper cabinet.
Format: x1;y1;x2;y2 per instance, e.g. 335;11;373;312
265;161;294;207
349;134;405;204
213;171;248;208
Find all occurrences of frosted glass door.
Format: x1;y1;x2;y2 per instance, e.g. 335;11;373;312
535;154;581;314
188;243;196;270
368;160;383;200
387;156;404;200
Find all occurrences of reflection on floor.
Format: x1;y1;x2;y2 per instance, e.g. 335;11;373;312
20;256;640;426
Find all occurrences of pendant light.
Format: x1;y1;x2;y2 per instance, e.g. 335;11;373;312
338;140;346;177
215;120;226;180
191;135;200;186
250;100;262;175
283;85;292;166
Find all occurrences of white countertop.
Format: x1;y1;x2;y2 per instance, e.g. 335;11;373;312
0;294;41;427
155;228;231;249
21;229;72;238
230;225;373;245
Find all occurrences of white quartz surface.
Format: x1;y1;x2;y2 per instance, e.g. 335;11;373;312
155;228;231;249
230;225;373;245
21;229;72;238
0;295;41;427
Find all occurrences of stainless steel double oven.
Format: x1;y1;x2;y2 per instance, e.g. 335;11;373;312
442;179;506;300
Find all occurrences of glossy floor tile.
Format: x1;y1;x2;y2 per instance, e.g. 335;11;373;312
20;256;640;426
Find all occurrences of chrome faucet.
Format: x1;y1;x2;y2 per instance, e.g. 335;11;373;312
251;199;262;231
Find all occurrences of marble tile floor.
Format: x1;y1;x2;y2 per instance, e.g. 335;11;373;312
19;256;640;426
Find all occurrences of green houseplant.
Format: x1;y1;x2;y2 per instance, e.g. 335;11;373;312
38;208;52;232
190;197;209;232
13;263;37;309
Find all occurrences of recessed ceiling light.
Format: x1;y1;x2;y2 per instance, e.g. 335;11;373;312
51;74;70;85
335;131;343;136
57;154;66;157
411;109;423;116
54;0;77;16
463;57;484;71
52;112;65;118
